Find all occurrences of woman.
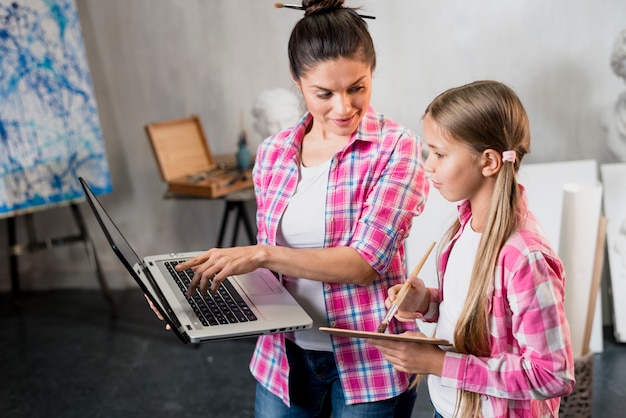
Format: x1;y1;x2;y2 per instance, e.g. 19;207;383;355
176;1;429;416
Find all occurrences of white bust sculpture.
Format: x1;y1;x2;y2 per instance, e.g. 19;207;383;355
251;88;302;140
606;31;626;274
605;29;626;161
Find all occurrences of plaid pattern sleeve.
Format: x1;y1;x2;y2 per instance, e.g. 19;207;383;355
249;107;431;406
438;194;575;417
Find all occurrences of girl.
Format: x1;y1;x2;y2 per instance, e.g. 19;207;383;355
369;80;575;417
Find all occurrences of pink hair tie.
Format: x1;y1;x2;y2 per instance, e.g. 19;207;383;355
502;150;516;163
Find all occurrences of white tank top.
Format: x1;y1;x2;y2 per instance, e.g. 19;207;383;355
429;220;481;417
276;159;333;351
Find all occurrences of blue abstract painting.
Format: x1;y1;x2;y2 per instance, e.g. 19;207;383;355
0;0;112;218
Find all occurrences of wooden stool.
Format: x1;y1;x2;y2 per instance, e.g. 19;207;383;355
216;189;256;248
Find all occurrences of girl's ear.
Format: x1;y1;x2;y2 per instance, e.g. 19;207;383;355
481;149;502;177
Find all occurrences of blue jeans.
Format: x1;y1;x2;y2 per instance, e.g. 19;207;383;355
255;339;417;418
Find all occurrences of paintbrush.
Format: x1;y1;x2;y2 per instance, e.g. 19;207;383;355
273;2;376;19
274;2;303;11
377;241;436;333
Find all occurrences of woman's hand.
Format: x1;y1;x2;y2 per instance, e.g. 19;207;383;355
144;294;171;331
176;245;263;296
367;332;445;376
386;276;429;321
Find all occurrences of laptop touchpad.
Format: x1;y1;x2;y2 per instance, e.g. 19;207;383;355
237;271;280;296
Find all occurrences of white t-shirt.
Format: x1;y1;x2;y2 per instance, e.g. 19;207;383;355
428;221;481;417
276;159;333;351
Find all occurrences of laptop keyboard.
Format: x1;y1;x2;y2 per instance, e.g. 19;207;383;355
165;261;258;326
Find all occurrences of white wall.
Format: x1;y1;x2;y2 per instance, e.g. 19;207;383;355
1;0;625;291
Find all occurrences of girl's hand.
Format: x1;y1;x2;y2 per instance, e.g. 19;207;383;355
386;276;429;321
368;332;445;376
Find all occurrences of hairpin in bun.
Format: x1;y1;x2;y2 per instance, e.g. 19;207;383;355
273;2;375;19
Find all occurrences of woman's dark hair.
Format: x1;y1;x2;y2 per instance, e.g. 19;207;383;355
288;0;376;80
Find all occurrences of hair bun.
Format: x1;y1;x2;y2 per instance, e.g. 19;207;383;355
302;0;345;16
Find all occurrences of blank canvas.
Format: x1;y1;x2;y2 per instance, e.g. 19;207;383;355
600;163;626;343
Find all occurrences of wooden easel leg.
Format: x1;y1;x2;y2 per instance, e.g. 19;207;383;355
7;216;21;307
70;204;117;318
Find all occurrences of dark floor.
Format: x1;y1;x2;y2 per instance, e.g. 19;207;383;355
1;289;624;418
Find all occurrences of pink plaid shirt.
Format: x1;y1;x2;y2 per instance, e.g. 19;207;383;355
249;106;429;406
422;188;575;417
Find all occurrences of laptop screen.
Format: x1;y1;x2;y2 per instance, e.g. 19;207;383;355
79;178;146;273
79;177;188;343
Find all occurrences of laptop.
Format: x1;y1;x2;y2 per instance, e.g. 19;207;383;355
79;177;313;344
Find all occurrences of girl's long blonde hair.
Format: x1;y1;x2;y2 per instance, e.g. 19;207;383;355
424;80;531;417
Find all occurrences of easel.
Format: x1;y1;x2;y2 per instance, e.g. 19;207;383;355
5;199;117;317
